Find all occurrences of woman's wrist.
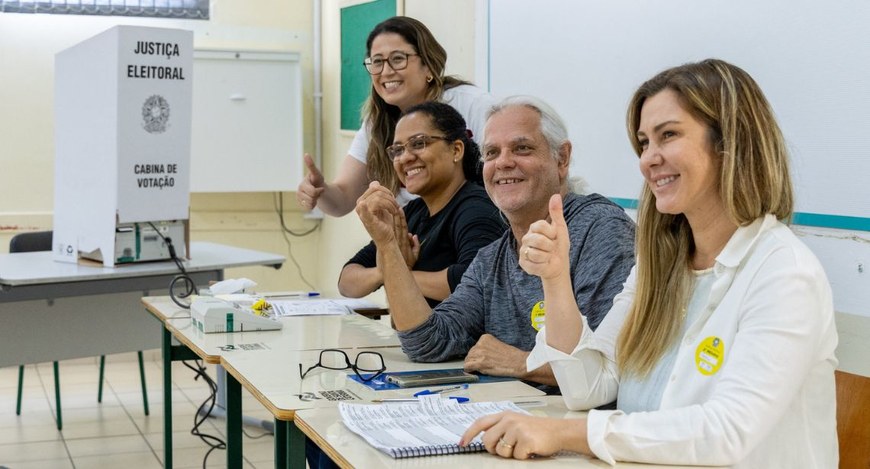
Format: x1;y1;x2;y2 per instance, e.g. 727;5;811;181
541;270;575;305
558;418;591;456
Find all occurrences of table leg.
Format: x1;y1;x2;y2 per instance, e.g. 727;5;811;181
161;323;199;469
274;419;287;469
226;371;243;468
288;423;305;469
162;326;173;469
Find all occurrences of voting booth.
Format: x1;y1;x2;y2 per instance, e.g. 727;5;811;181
53;25;192;267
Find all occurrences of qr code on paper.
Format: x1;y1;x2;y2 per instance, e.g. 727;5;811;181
319;389;358;401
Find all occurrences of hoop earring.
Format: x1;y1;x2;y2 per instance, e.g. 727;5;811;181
426;75;434;83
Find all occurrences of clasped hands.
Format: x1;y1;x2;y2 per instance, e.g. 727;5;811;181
355;182;419;268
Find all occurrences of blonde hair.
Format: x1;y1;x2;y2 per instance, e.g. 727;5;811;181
617;59;794;377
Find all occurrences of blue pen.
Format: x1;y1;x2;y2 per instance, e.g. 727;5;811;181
276;291;320;298
372;396;469;403
413;384;468;397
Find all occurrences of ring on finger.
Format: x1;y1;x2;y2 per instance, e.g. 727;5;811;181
523;246;530;261
498;437;514;450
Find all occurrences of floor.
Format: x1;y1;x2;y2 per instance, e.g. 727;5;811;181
0;351;278;468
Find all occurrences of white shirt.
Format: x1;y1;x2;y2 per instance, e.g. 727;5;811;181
527;215;839;467
347;84;496;204
617;269;716;413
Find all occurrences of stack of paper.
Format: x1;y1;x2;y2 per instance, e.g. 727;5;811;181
339;398;528;458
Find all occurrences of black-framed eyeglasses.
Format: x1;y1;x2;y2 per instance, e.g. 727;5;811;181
298;349;386;382
363;51;419;75
386;134;452;161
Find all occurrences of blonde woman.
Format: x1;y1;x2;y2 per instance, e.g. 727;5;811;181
461;59;838;467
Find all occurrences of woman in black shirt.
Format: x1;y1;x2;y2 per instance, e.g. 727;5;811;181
339;102;505;307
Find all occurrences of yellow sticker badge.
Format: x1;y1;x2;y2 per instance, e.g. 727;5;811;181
530;301;546;331
695;336;725;376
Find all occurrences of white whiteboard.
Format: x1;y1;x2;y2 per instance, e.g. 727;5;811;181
190;50;302;192
487;0;870;225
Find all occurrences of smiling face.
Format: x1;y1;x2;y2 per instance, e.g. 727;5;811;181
637;89;724;223
392;112;464;201
482;105;569;224
368;33;431;112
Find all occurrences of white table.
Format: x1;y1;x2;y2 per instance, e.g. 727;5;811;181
143;293;548;469
223;347;546;469
0;241;284;367
143;296;410;469
295;397;707;469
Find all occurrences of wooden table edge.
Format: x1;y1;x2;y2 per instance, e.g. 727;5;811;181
294;411;354;469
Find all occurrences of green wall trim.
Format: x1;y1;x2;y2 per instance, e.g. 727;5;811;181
791;212;870;231
607;197;869;232
608;197;639;210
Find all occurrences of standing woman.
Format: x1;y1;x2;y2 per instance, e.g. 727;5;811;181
339;102;504;306
461;59;838;467
297;16;495;215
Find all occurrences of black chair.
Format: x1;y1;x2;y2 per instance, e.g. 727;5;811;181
11;231;149;430
9;230;53;253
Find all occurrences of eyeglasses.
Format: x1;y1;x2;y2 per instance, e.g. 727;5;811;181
386;134;452;161
299;349;386;382
363;51;419;75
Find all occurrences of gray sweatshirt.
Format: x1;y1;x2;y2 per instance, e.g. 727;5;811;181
398;192;636;362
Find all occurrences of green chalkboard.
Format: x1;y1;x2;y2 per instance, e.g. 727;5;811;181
340;0;396;131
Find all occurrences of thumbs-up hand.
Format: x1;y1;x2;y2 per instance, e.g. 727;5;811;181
297;153;326;210
519;194;570;281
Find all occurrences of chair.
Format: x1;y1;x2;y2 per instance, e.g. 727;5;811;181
11;231;149;431
835;370;870;469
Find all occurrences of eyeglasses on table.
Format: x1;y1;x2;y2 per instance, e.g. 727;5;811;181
298;349;386;382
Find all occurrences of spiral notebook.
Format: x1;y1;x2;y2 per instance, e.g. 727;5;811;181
339;397;529;458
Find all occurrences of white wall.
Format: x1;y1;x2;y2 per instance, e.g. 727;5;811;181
0;0;482;300
3;2;865;374
480;0;870;320
0;2;321;292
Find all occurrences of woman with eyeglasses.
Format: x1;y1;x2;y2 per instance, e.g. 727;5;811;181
460;59;838;467
296;16;496;215
339;101;504;306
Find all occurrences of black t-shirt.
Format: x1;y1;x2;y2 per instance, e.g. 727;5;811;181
345;182;506;308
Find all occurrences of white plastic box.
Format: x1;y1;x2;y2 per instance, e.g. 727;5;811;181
53;25;193;266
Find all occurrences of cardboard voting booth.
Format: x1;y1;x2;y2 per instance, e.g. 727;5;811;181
53;26;192;267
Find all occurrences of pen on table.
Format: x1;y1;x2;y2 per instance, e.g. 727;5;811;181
413;384;468;397
372;396;469;403
513;400;545;407
271;291;320;298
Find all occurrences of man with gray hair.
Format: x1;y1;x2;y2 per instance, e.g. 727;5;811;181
355;96;635;386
